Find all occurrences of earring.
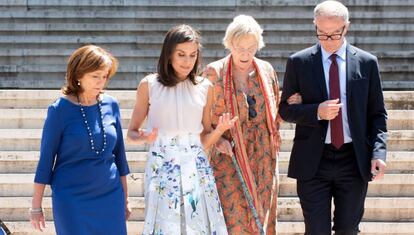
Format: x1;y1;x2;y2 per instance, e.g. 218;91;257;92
77;80;80;86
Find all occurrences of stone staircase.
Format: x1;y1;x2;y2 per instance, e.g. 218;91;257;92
0;89;413;235
0;0;412;89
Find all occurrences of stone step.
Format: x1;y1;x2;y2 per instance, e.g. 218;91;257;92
0;196;145;221
1;196;413;222
1;49;412;63
381;81;414;90
0;108;291;130
0;109;411;130
383;91;414;109
1;48;412;60
1;63;410;74
0;35;411;47
0;128;151;151
387;110;414;129
0;76;140;90
0;173;143;197
279;173;414;197
277;197;414;222
1;54;410;73
0;58;414;76
0;1;411;91
1;173;413;197
1;23;413;33
1;75;413;90
1;221;414;235
2;221;143;235
0;151;145;174
0;90;412;110
0;68;410;91
1;8;413;20
4;0;414;7
0;151;412;174
0;129;412;151
276;221;414;235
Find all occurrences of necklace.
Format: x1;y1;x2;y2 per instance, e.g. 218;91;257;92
77;95;107;155
232;64;255;95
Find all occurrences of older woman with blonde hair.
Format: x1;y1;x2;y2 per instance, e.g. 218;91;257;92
203;15;301;234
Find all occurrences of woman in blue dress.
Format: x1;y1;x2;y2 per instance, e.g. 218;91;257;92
30;45;130;235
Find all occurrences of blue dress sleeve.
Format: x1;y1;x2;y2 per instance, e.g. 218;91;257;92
112;102;130;176
34;104;62;184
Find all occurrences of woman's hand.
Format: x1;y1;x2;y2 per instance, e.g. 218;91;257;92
30;209;45;232
287;92;302;105
216;113;238;133
31;183;46;232
128;128;158;145
140;128;158;144
215;137;233;155
125;198;132;220
213;113;237;155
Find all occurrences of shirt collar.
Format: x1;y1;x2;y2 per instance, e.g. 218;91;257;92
321;38;347;62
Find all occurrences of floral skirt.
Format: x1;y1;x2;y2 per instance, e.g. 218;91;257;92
142;134;228;235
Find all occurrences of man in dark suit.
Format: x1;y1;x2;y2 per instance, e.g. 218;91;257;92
279;1;388;234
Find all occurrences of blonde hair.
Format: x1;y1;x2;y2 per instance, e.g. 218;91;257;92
223;15;265;51
314;0;350;23
62;45;118;96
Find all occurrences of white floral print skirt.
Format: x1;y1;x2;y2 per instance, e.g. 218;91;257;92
142;133;228;235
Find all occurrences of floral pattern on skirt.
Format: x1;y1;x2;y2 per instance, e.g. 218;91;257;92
143;134;228;235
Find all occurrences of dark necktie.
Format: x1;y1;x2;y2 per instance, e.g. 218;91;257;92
329;54;344;149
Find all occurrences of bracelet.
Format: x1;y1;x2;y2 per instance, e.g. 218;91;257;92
29;208;43;214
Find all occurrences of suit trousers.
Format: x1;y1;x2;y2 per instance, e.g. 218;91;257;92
296;143;369;235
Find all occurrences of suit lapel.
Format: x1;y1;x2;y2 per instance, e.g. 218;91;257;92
346;44;357;107
311;44;328;100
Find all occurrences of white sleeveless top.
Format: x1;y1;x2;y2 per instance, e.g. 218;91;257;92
146;74;211;135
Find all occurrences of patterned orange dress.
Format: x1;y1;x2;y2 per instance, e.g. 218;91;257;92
203;56;281;234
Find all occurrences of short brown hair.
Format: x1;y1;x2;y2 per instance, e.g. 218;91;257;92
157;24;202;87
62;45;118;96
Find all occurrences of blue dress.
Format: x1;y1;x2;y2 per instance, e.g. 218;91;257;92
34;94;130;235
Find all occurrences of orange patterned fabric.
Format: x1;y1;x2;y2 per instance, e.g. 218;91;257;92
203;56;281;234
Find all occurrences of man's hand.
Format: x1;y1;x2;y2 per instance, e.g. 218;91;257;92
287;92;302;105
371;159;386;181
318;99;342;120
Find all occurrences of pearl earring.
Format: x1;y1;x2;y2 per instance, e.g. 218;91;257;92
77;80;80;86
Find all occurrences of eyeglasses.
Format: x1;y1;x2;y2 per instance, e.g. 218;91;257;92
316;26;346;41
232;44;258;55
247;95;257;119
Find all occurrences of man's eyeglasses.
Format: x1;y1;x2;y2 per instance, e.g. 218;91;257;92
247;95;257;119
316;26;346;41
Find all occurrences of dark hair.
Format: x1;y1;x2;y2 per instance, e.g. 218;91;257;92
157;24;202;87
62;45;118;96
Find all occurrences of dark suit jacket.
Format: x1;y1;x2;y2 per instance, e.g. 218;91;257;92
279;43;388;182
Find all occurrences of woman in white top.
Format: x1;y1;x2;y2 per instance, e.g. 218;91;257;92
127;25;236;235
